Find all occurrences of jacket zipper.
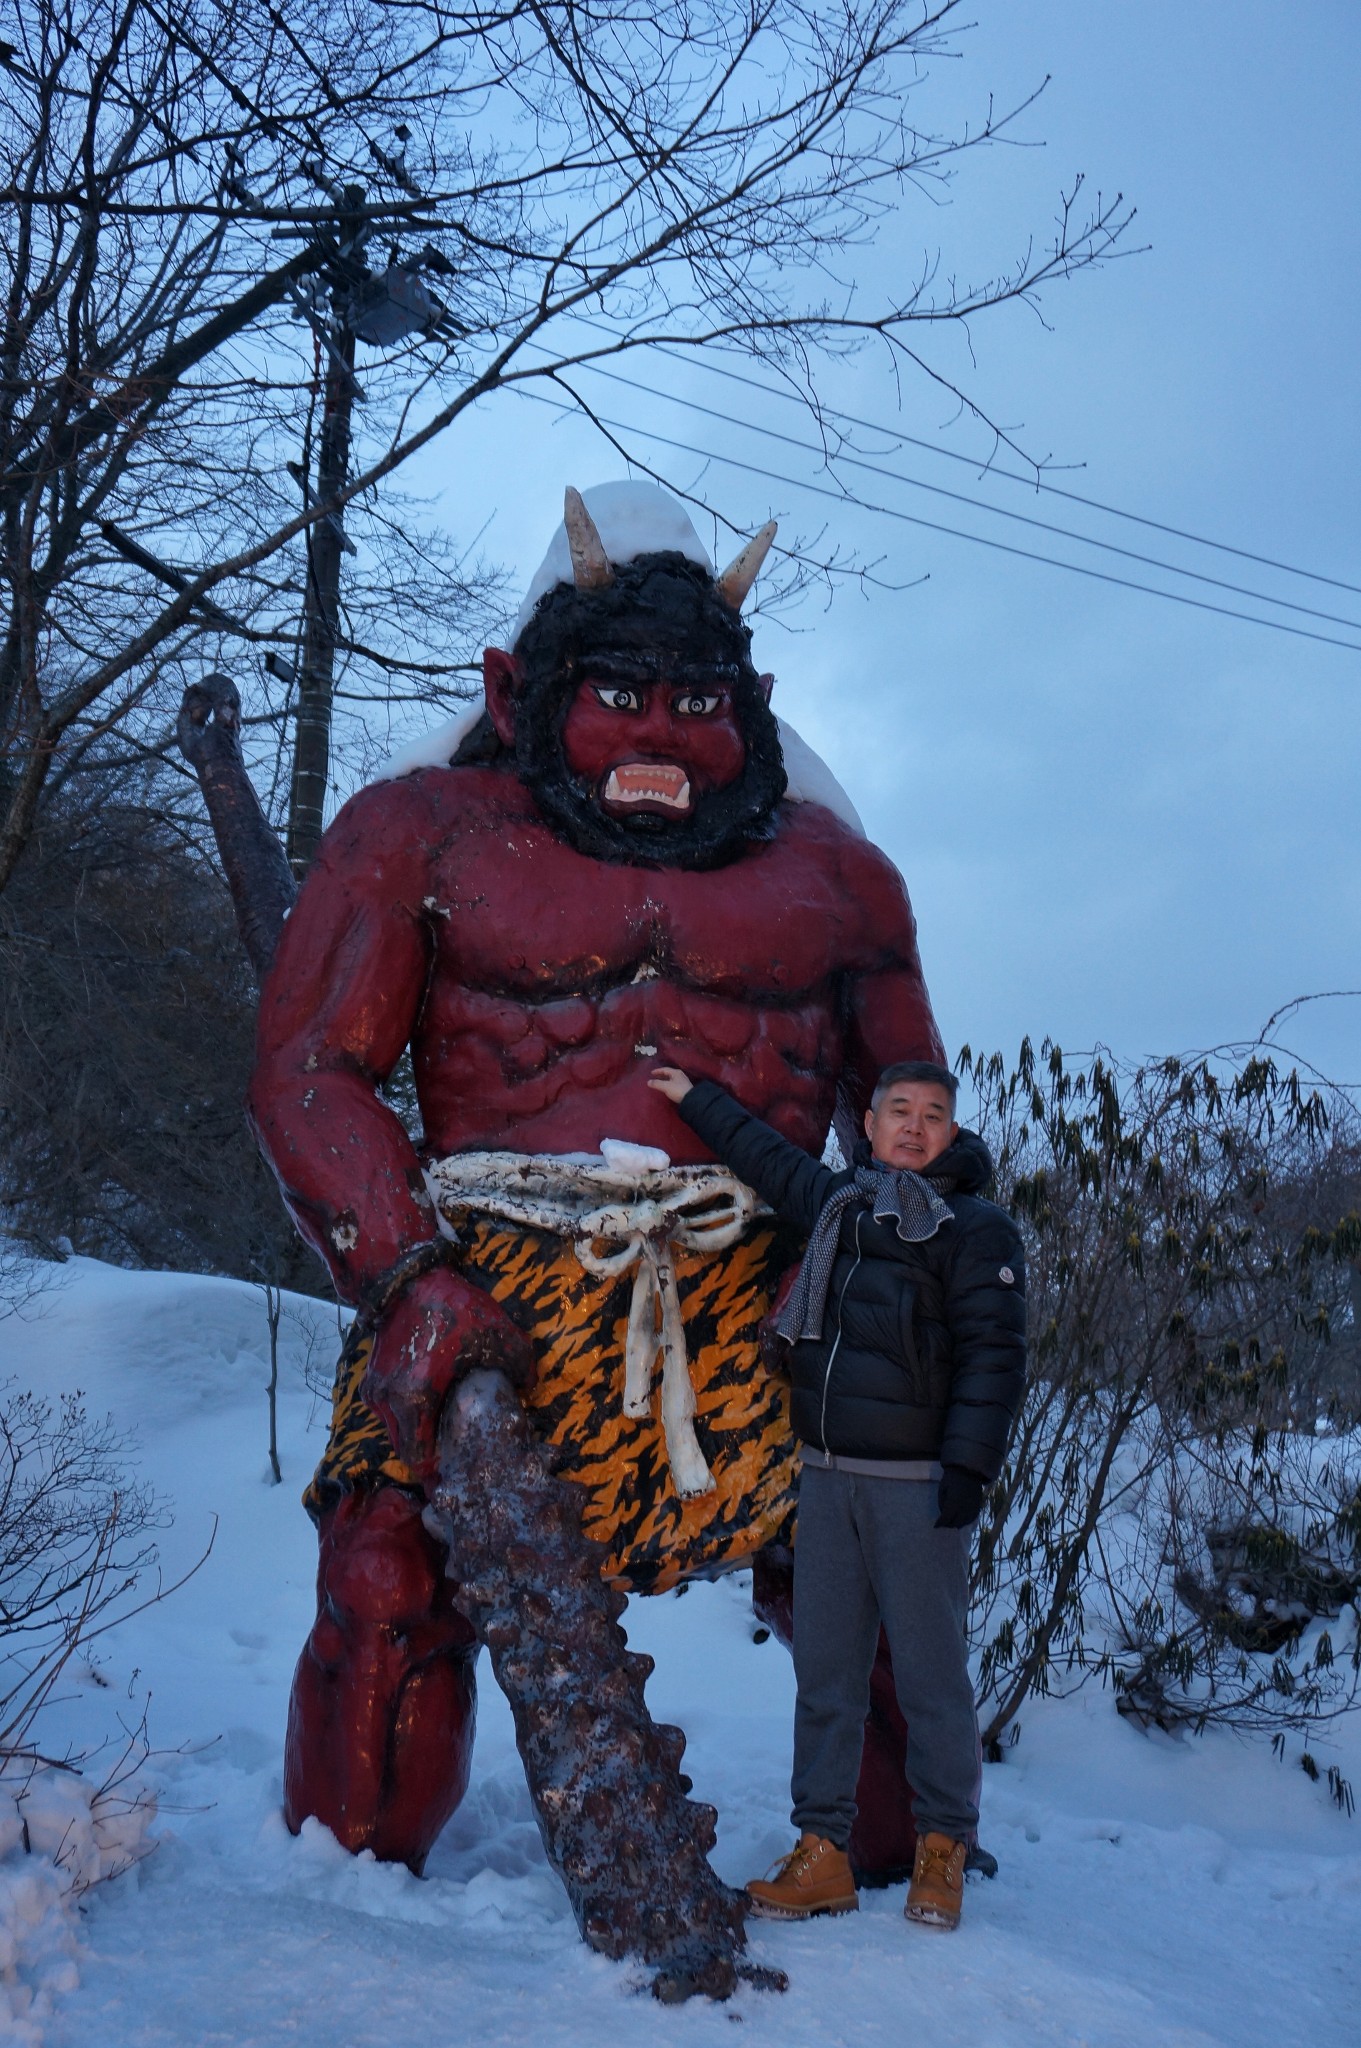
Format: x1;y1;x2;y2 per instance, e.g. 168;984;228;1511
818;1210;863;1451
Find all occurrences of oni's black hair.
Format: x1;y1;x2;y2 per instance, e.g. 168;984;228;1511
514;551;756;684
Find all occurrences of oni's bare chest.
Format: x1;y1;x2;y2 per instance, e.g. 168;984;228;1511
421;810;855;1003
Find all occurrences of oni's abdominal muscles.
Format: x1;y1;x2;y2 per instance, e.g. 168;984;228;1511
415;988;834;1155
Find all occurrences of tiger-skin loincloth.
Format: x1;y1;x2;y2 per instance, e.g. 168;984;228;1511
304;1211;802;1595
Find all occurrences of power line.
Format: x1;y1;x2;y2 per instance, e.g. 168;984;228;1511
516;385;1361;656
567;358;1361;635
573;321;1361;602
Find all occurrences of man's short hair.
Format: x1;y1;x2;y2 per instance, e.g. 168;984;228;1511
870;1060;959;1111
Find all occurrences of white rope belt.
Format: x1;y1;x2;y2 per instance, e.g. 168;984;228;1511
424;1143;766;1499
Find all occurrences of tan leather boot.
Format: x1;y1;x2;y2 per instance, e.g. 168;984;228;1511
904;1831;966;1929
746;1832;859;1920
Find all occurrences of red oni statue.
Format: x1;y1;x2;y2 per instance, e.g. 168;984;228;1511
247;481;945;1975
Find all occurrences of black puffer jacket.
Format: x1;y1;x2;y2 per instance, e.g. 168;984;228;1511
678;1080;1027;1481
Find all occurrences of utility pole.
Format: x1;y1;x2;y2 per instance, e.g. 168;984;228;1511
285;321;358;878
286;190;363;880
279;156;453;881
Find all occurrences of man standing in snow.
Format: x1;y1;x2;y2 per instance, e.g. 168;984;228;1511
649;1058;1027;1931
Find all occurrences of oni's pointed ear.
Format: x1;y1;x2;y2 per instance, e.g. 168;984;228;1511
757;671;774;705
483;647;521;745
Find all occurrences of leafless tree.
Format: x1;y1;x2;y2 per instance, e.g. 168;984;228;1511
0;0;1135;889
964;1038;1361;1760
0;1380;164;1765
0;758;322;1284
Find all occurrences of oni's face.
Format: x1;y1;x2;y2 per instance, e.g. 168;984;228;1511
483;555;787;870
560;659;752;824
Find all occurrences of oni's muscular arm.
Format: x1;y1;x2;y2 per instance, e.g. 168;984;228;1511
247;774;531;1482
833;831;946;1155
249;777;435;1284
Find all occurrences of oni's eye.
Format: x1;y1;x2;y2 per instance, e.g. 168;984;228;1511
674;691;722;717
594;685;644;713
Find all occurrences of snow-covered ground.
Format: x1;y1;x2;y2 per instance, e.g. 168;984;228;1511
4;1255;1360;2045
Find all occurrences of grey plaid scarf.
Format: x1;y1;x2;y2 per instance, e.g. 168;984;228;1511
776;1162;954;1345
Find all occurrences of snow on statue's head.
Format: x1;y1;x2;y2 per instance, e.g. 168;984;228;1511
482;482;788;871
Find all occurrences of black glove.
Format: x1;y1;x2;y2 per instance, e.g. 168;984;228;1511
935;1465;986;1529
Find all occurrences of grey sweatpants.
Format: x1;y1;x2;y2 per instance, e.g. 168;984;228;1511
791;1462;980;1847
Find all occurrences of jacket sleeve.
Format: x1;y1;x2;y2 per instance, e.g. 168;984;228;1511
938;1207;1028;1484
676;1080;838;1234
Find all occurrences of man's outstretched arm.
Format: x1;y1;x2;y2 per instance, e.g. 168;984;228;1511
651;1069;838;1231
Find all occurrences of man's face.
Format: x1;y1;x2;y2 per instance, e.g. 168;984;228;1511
864;1083;959;1172
560;658;749;824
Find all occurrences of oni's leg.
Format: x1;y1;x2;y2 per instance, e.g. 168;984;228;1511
284;1483;478;1871
848;1631;917;1882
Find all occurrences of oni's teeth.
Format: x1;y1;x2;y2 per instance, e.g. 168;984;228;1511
603;768;692;809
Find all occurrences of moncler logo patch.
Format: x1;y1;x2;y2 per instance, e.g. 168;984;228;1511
998;1266;1015;1285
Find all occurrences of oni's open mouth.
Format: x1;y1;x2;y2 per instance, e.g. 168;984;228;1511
601;763;693;814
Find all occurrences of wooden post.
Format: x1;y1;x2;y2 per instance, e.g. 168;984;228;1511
286;318;358;879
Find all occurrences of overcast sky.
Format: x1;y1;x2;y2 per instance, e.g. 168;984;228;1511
401;1;1360;1089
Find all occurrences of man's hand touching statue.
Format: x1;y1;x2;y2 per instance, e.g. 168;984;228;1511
647;1065;695;1105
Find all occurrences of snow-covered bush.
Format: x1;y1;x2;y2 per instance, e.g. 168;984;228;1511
0;1754;156;2038
0;1384;171;2029
966;1039;1361;1759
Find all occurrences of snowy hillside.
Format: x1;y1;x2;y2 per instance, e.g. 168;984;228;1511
3;1256;1360;2045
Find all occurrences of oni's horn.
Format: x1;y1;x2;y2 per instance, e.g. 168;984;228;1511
564;486;614;591
715;520;777;610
